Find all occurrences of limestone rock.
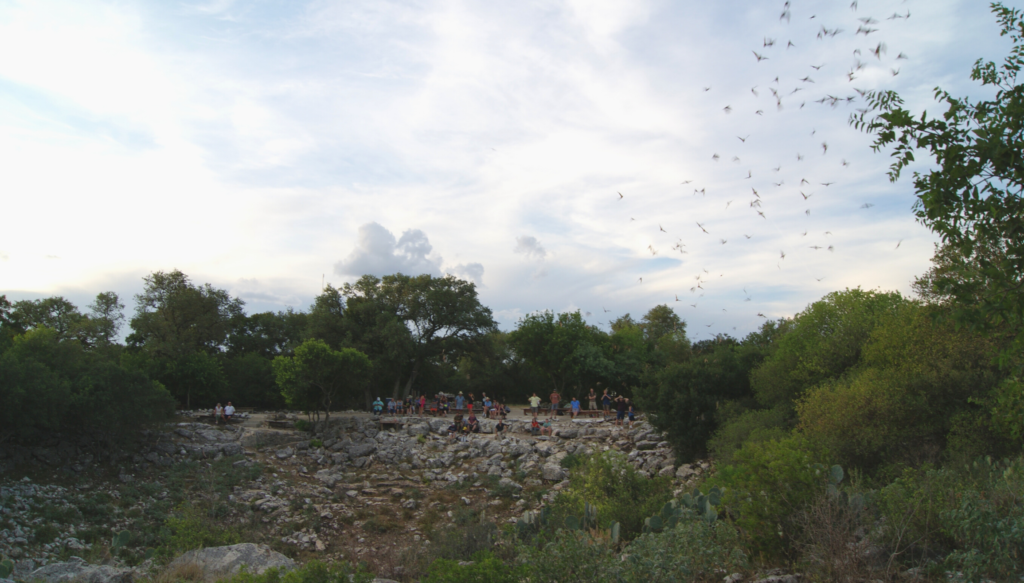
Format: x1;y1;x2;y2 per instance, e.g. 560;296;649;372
29;557;135;583
169;543;295;578
541;464;565;481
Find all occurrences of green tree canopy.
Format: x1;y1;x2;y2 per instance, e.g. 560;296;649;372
273;339;371;427
128;269;245;359
853;2;1024;369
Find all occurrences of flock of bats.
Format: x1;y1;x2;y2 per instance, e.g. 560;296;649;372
594;1;916;337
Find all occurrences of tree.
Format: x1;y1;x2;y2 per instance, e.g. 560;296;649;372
852;2;1024;368
128;270;245;359
86;292;126;347
10;296;85;341
750;288;906;409
636;336;754;462
508;310;615;397
341;274;495;399
273;339;371;428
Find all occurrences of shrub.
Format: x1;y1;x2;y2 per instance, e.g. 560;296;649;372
875;456;1024;582
708;435;832;561
162;503;242;556
220;561;373;583
423;551;525;583
429;523;501;563
548;450;672;540
708;406;790;465
515;530;616;582
796;492;873;583
617;519;747;583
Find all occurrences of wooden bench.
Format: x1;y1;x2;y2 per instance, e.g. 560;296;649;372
234;407;255;414
197;415;243;425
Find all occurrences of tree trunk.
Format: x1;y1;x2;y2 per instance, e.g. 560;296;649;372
402;359;423;399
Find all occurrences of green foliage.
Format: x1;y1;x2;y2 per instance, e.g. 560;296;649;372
0;558;13;579
852;3;1024;369
548;450;673;540
875;456;1024;580
620;520;747;583
220;560;373;583
708;406;790;466
162;503;242;555
273;339;371;425
515;530;614;583
798;302;1003;472
111;529;131;549
751;288;907;409
708;435;833;561
637;336;757;462
987;376;1024;446
507;310;616;396
423;551;525;583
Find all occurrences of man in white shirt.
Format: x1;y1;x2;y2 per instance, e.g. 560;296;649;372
224;402;236;421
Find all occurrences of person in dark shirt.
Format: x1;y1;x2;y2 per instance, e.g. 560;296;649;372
615;396;627;426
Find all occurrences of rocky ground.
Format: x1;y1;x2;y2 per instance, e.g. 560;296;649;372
0;410;709;581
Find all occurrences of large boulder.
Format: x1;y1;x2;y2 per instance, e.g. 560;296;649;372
541;464;566;481
168;543;295;578
29;557;135;583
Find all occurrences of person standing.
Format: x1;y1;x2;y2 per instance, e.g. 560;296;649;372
570;397;581;419
455;392;465;411
549;390;561;417
602;390;612;416
467;393;475;414
419;394;426;415
528;393;541;417
615;396;627;426
627;399;636;428
588;388;598;411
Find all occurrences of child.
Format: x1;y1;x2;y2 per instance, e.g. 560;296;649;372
627;399;636;428
530;417;541;436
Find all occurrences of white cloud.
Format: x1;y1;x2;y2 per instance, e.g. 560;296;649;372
334;222;442;278
449;262;485;286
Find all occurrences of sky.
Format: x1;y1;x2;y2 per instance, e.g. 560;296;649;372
0;0;1018;341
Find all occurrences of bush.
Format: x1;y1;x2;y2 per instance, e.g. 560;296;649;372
162;503;242;556
220;561;373;583
708;435;832;561
875;456;1024;581
423;551;525;583
708;406;790;465
617;519;747;583
515;530;616;583
548;450;672;540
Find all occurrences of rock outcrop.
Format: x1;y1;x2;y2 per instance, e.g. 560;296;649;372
168;543;295;578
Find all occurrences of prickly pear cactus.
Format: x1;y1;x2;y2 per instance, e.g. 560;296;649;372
112;530;131;549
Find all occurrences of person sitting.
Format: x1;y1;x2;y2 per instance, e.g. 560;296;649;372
494;418;506;437
387;398;396;416
446;422;458;441
224;402;235;421
372;397;384;416
214;403;224;424
530;416;541;436
540;418;553;436
467;413;480;433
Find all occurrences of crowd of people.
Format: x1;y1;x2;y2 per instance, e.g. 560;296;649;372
371;391;513;419
370;387;640;439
